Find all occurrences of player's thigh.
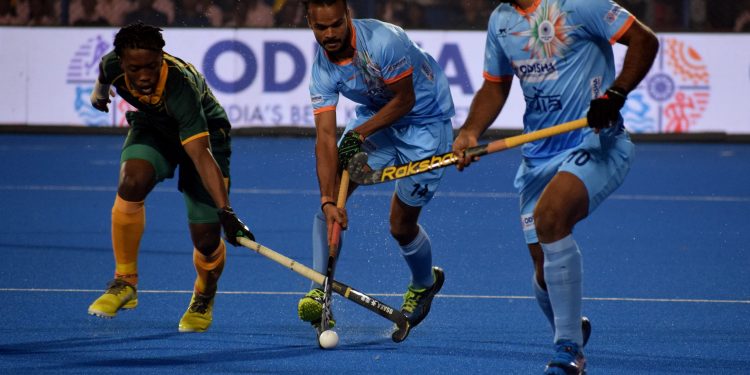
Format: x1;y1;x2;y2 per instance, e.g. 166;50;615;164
120;126;179;186
515;157;562;244
558;131;634;213
391;119;452;207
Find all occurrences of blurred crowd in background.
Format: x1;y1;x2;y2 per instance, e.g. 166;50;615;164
1;0;749;32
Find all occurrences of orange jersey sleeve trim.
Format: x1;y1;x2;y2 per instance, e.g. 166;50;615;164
610;15;635;45
384;67;414;85
483;71;512;83
313;105;336;115
515;0;542;16
181;131;209;146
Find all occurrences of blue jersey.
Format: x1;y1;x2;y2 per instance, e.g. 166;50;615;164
484;0;634;159
310;19;454;127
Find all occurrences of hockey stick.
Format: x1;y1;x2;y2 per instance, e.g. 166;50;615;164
347;118;588;185
236;237;411;342
319;170;350;338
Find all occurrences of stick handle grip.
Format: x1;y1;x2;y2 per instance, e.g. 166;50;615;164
329;170;350;254
238;237;326;285
485;118;588;154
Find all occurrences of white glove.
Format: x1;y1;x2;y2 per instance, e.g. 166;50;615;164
90;80;114;113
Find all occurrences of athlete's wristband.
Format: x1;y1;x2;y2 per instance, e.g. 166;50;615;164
92;80;111;99
605;86;628;101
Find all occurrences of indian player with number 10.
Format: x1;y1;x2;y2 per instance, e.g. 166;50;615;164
86;23;255;333
296;0;455;335
453;0;658;373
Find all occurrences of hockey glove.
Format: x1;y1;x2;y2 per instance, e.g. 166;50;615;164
337;131;364;171
218;206;255;246
587;87;627;130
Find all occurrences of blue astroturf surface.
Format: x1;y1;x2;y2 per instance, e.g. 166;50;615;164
0;134;748;374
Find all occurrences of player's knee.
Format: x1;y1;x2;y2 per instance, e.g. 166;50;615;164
118;159;156;199
190;224;222;254
389;223;419;246
118;172;154;200
533;206;573;241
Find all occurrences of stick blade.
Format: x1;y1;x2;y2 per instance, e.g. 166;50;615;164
347;152;380;185
391;319;411;343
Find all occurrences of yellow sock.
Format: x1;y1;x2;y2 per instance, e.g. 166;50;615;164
111;195;144;286
193;240;226;296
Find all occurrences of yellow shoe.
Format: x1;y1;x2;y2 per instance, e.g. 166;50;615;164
178;292;214;333
298;288;324;322
88;279;138;318
297;288;335;329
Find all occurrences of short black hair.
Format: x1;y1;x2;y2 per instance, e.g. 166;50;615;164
302;0;347;12
113;22;165;57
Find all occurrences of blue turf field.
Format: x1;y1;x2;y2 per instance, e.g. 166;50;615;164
1;134;748;374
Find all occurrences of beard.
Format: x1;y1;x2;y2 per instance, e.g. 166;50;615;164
322;28;351;55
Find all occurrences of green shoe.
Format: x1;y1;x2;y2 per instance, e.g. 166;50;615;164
178;292;215;333
298;288;335;328
401;266;445;328
88;279;138;318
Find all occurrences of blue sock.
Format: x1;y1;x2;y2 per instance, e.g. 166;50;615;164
310;212;344;290
541;234;583;345
533;275;555;331
399;225;433;289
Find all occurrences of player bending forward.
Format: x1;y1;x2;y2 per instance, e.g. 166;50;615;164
453;1;658;373
297;0;455;333
87;23;254;332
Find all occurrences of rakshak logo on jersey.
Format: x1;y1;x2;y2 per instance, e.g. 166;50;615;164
512;58;559;83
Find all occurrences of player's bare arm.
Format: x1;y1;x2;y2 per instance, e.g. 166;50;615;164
454;79;512;170
183;135;253;245
352;75;416;138
336;75;416;174
314;109;348;237
612;19;659;93
589;19;659;132
183;136;229;209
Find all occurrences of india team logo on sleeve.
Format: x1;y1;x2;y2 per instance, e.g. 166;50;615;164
604;5;623;25
622;37;710;133
66;33;135;127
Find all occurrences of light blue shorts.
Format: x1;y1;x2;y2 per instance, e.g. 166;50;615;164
342;117;453;207
514;128;634;244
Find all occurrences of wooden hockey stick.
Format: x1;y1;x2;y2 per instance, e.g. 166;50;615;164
347;118;588;185
318;170;350;338
236;237;411;342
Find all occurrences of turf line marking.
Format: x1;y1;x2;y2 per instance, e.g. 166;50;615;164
1;185;749;203
1;288;747;304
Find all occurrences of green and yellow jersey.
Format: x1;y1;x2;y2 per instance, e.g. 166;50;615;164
98;51;230;145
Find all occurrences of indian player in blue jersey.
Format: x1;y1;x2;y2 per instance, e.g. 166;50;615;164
453;1;658;373
297;0;455;334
